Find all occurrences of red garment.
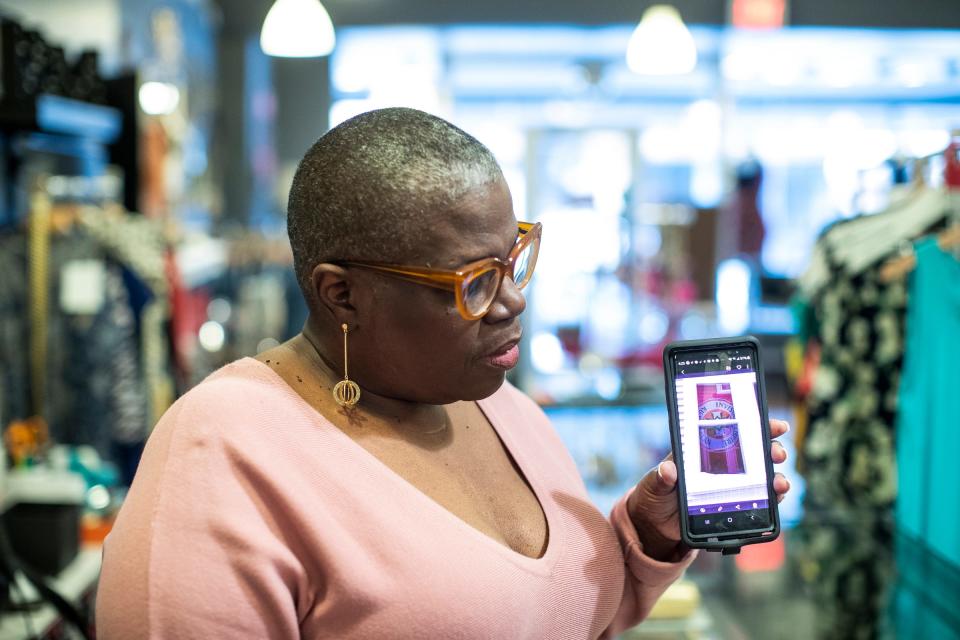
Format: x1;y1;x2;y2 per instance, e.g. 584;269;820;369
165;250;208;386
944;140;960;190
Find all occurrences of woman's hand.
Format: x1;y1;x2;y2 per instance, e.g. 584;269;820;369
626;419;792;562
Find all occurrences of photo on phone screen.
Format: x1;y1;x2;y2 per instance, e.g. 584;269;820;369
667;342;776;541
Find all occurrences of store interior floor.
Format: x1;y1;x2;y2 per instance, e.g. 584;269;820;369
692;539;817;640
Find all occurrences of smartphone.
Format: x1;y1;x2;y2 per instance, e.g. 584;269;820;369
662;336;780;552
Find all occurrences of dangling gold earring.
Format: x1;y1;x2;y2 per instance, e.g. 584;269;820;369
333;323;361;408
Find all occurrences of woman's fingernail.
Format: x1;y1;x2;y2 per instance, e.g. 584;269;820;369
656;463;665;481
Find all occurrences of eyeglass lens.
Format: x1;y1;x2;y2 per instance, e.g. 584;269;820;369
461;241;537;317
512;242;534;289
463;267;500;317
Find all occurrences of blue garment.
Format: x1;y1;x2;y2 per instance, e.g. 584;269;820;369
896;236;960;567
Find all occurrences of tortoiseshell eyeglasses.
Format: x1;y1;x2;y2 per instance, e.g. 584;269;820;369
339;221;542;320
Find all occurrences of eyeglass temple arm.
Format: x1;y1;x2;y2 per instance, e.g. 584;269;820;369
347;263;460;291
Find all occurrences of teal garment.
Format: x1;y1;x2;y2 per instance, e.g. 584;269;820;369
893;535;960;637
789;294;818;347
896;236;960;567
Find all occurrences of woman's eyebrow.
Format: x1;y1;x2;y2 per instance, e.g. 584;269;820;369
453;231;514;266
473;237;515;264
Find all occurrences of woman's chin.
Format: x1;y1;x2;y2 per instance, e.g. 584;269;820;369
417;374;507;404
366;369;508;405
459;372;508;402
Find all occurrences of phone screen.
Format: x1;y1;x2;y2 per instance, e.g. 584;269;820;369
670;345;774;537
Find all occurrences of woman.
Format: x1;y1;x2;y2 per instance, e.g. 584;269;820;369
97;108;790;638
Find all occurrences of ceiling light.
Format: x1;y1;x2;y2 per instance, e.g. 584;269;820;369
260;0;335;58
626;5;697;76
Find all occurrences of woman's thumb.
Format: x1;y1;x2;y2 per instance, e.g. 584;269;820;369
649;460;679;497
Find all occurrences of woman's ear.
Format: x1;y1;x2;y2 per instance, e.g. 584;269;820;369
310;263;356;322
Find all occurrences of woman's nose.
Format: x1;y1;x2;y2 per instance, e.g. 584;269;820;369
482;274;526;323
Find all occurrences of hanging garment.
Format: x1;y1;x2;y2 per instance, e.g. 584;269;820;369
796;231;907;640
0;232;31;425
0;230;151;458
892;236;960;638
896;237;960;565
799;187;949;300
80;209;174;423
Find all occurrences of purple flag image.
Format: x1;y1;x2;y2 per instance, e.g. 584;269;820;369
699;423;746;474
697;383;736;420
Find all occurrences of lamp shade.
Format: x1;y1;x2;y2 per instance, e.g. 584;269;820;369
260;0;335;58
626;5;697;75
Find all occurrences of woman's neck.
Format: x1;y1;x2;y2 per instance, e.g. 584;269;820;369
294;326;451;438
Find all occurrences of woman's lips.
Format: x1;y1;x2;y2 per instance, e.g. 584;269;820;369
485;343;520;369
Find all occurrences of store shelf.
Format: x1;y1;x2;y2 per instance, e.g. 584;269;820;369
0;468;86;516
0;94;121;142
0;547;100;640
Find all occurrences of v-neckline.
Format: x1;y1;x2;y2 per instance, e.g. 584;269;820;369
243;358;561;574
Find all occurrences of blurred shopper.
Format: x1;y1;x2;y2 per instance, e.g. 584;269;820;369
97;108;790;639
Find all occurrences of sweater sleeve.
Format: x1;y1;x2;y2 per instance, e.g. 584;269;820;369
96;383;310;640
601;490;698;638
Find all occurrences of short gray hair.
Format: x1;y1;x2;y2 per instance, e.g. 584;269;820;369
287;107;504;300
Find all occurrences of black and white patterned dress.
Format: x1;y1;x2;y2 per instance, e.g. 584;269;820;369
797;235;907;640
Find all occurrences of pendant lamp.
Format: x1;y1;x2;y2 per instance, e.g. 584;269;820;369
260;0;336;58
626;5;697;75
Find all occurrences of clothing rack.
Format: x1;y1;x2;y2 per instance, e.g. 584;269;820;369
878;149;960;283
24;175;120;418
1;177;175;481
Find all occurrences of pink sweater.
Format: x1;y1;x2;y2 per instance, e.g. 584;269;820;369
97;359;693;639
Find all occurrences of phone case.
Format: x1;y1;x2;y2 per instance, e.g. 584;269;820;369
662;336;781;553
